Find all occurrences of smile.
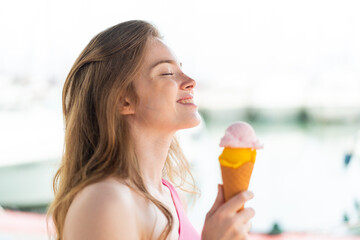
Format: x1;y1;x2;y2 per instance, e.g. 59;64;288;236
178;98;194;104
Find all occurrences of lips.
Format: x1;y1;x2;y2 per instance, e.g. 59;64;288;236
177;96;194;104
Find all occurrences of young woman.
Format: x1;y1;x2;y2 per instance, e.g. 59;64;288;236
48;20;255;240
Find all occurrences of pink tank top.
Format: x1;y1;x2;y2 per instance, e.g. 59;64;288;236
162;179;201;240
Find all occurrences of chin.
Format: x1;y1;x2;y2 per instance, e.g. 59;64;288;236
180;113;202;129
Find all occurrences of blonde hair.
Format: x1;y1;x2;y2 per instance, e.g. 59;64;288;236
47;20;195;240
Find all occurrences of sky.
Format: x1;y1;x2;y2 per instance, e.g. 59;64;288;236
1;0;360;109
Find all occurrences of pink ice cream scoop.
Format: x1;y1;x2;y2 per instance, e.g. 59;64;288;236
219;122;263;149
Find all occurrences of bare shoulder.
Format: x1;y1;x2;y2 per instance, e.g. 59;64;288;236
63;178;144;240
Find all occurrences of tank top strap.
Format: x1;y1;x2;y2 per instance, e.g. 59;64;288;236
161;179;201;240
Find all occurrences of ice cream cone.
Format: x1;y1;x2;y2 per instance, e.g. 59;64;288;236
218;122;263;209
219;148;257;208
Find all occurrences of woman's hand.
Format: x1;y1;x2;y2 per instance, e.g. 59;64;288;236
201;185;255;240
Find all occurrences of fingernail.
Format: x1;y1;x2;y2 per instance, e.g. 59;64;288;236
245;191;254;199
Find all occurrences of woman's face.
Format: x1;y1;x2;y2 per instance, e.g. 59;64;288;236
130;37;201;132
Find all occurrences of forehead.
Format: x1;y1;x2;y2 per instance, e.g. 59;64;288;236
143;38;178;67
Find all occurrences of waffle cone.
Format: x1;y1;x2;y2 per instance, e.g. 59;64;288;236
221;161;255;206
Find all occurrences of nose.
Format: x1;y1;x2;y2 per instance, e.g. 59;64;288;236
180;74;196;91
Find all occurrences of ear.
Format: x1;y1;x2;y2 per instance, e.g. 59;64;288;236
120;97;135;115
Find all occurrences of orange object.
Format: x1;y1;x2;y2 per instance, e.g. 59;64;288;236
219;148;257;209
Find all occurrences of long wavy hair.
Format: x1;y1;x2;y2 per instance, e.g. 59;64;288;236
47;20;195;240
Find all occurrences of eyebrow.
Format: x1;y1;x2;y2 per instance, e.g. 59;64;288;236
150;59;182;70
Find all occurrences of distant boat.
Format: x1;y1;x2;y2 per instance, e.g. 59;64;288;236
0;160;58;211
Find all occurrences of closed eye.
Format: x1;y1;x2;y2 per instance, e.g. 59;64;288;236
161;73;173;76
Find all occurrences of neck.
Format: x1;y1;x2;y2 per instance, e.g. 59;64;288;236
130;124;175;193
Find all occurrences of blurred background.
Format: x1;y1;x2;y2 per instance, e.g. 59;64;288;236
1;0;360;239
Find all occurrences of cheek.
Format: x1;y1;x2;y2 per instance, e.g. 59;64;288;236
154;81;178;106
136;78;178;112
164;81;178;97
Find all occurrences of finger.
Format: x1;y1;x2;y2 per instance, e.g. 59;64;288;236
236;207;255;224
243;221;252;233
207;184;225;217
220;191;254;215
